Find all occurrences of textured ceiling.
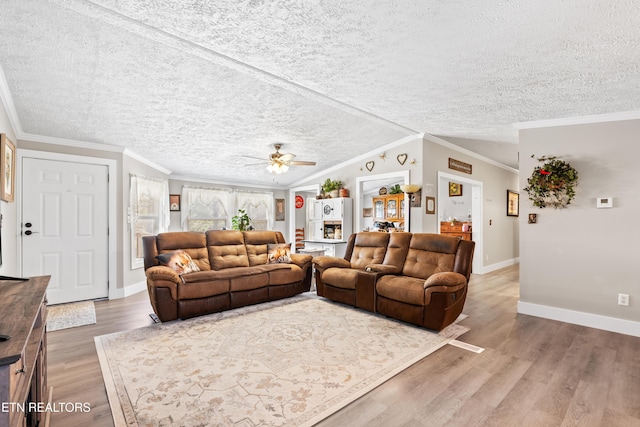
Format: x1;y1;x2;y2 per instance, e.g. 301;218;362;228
1;0;640;186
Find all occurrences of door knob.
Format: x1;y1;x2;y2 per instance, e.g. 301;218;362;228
24;230;39;236
25;222;32;228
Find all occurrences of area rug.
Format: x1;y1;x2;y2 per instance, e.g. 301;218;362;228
47;300;96;331
95;295;468;427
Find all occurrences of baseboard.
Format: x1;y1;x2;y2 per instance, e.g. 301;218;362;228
480;257;519;274
109;281;147;300
517;301;640;338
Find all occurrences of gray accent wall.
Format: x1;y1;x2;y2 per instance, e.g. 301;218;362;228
518;119;640;334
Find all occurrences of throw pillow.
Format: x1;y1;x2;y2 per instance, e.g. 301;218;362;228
267;243;292;264
156;250;200;275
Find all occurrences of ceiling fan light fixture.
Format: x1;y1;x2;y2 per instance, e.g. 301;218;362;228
267;162;288;174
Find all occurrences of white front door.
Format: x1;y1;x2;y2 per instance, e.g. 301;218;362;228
22;158;109;304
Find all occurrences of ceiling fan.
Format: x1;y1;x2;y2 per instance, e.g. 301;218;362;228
244;144;317;174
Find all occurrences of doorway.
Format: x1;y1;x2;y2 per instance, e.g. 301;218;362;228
18;150;118;303
355;171;410;233
437;171;484;274
288;183;320;252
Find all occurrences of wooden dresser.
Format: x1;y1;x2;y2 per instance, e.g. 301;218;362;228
0;276;50;427
440;221;473;241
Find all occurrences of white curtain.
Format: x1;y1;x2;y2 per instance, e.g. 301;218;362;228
129;174;170;268
181;186;232;231
234;190;274;230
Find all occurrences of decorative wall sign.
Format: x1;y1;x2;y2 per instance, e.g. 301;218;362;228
528;213;537;224
506;190;519;217
425;196;436;214
449;182;463;197
295;195;304;209
169;194;180;211
365;161;375;172
448;158;472;174
397;153;408;165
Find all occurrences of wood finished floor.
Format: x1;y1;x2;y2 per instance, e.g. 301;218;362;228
47;265;640;426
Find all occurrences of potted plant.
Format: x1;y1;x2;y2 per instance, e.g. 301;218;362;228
231;209;251;231
321;178;343;198
523;155;578;208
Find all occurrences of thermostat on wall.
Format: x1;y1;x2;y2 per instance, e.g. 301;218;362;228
596;197;613;208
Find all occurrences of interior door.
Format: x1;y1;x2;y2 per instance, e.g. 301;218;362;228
21;158;109;304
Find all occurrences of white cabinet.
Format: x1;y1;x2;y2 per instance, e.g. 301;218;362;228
305;197;352;257
316;198;344;220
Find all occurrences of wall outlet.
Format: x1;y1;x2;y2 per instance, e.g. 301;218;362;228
618;293;630;306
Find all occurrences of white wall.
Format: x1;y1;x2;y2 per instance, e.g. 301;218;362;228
0;97;18;275
518;118;640;336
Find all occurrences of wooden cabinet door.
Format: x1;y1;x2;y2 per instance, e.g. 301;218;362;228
373;198;385;220
386;198;397;219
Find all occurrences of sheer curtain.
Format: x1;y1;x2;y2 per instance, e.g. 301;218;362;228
234;190;274;230
181;186;232;231
129;174;170;268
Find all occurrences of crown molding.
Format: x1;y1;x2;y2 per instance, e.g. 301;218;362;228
423;133;519;174
123;149;172;175
513;111;640;130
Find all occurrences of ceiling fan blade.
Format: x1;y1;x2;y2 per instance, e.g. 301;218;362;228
287;160;316;166
244;161;269;166
279;153;296;162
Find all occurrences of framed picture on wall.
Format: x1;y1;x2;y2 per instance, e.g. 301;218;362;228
425;196;436;214
169;194;181;211
507;190;519;217
449;182;462;197
275;198;285;221
1;134;16;202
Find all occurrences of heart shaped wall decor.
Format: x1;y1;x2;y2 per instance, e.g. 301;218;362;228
365;161;375;172
397;153;408;165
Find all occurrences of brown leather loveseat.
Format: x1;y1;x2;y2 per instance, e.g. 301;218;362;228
313;232;474;330
142;230;313;322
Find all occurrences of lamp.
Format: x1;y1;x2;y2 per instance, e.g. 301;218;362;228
400;184;421;232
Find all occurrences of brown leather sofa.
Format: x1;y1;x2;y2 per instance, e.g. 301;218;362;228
314;232;474;330
142;230;313;322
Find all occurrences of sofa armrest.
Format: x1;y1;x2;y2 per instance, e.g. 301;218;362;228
290;253;313;268
146;265;181;283
423;272;467;305
364;263;402;275
313;256;351;270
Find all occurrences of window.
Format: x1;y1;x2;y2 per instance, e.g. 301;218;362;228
181;187;232;231
130;175;169;268
235;190;274;230
180;187;274;231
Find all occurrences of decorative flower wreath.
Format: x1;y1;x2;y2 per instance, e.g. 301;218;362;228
523;155;578;208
